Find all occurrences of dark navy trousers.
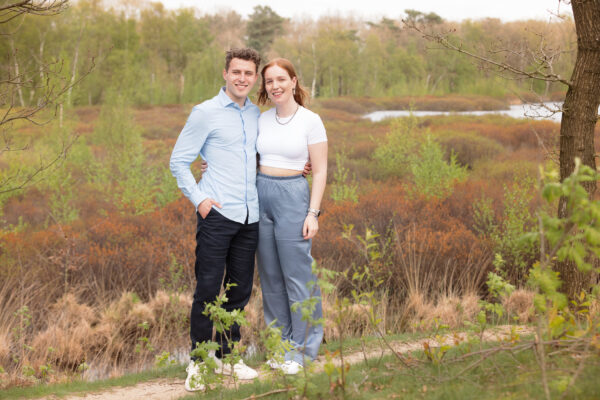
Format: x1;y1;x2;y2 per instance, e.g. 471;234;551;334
190;208;258;359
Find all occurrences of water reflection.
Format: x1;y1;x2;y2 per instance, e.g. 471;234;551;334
363;102;573;122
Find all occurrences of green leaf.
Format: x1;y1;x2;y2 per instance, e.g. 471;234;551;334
541;183;562;202
477;310;487;325
533;293;547;312
584;227;600;246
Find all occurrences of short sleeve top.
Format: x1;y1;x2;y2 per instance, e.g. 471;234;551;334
257;106;327;170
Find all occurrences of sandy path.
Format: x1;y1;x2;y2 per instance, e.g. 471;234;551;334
42;325;531;400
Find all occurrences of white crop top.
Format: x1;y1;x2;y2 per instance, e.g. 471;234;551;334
257;106;327;170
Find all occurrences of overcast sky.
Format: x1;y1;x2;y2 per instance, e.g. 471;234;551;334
158;0;569;22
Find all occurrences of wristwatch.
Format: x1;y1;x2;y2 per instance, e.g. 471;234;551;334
307;208;321;218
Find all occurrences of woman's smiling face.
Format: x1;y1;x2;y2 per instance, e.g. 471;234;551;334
264;65;297;106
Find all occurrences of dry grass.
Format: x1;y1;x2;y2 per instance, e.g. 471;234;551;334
240;284;266;352
322;294;373;341
404;292;481;332
394;225;492;298
0;328;10;367
31;293;98;369
0;289;191;388
503;289;535;324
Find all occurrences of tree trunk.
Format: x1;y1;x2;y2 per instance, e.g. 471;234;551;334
10;38;25;107
179;73;185;102
38;36;45;105
67;24;85;106
329;66;333;97
556;0;600;297
311;42;317;98
151;72;155;104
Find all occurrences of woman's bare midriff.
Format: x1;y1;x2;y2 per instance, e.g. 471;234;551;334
259;165;303;177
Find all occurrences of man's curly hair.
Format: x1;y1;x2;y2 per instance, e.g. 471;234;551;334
225;48;261;72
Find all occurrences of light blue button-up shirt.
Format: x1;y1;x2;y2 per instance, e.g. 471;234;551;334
169;87;260;224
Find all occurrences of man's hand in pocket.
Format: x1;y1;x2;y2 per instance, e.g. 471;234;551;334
198;198;222;219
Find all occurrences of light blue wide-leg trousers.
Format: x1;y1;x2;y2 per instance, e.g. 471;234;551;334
256;172;323;365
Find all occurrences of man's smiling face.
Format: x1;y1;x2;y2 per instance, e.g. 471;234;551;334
223;58;258;105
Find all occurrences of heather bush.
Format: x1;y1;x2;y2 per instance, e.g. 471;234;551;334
435;130;505;167
426;115;559;152
319;97;369;114
472;163;541;191
315;183;492;320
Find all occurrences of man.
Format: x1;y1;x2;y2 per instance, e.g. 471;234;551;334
170;48;262;392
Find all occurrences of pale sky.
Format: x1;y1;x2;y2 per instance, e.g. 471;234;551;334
158;0;570;22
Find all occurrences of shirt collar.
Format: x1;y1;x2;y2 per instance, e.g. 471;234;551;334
218;86;253;110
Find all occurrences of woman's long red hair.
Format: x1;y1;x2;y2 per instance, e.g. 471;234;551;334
257;58;309;107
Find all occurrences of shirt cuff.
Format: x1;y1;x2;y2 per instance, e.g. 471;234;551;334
190;191;209;211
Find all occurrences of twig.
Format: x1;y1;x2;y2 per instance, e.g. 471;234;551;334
535;320;552;400
375;329;412;369
241;387;293;400
560;338;592;400
437;346;505;383
547;337;591;356
359;337;370;366
442;342;534;365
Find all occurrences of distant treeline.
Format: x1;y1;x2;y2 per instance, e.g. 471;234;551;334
3;0;575;106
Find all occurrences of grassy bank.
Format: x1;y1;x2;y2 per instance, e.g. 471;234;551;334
0;364;182;400
7;330;596;400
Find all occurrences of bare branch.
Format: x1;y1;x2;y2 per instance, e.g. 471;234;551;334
0;132;78;195
0;57;95;127
0;1;68;23
240;388;293;400
403;20;573;88
0;34;95;193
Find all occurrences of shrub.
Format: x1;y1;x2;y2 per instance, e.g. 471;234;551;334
330;151;359;204
319;98;369;114
473;176;539;283
426;116;559;152
410;135;468;199
87;97;180;215
315;182;492;315
372;115;420;179
435;130;505;167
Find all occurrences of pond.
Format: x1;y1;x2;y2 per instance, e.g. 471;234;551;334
363;102;577;123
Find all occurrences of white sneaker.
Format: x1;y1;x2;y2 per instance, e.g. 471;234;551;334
208;351;224;372
184;361;205;392
266;358;282;369
212;355;258;380
279;360;303;375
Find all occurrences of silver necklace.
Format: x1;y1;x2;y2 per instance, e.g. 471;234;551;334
275;104;300;125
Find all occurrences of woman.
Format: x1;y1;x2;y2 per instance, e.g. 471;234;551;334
255;58;328;375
